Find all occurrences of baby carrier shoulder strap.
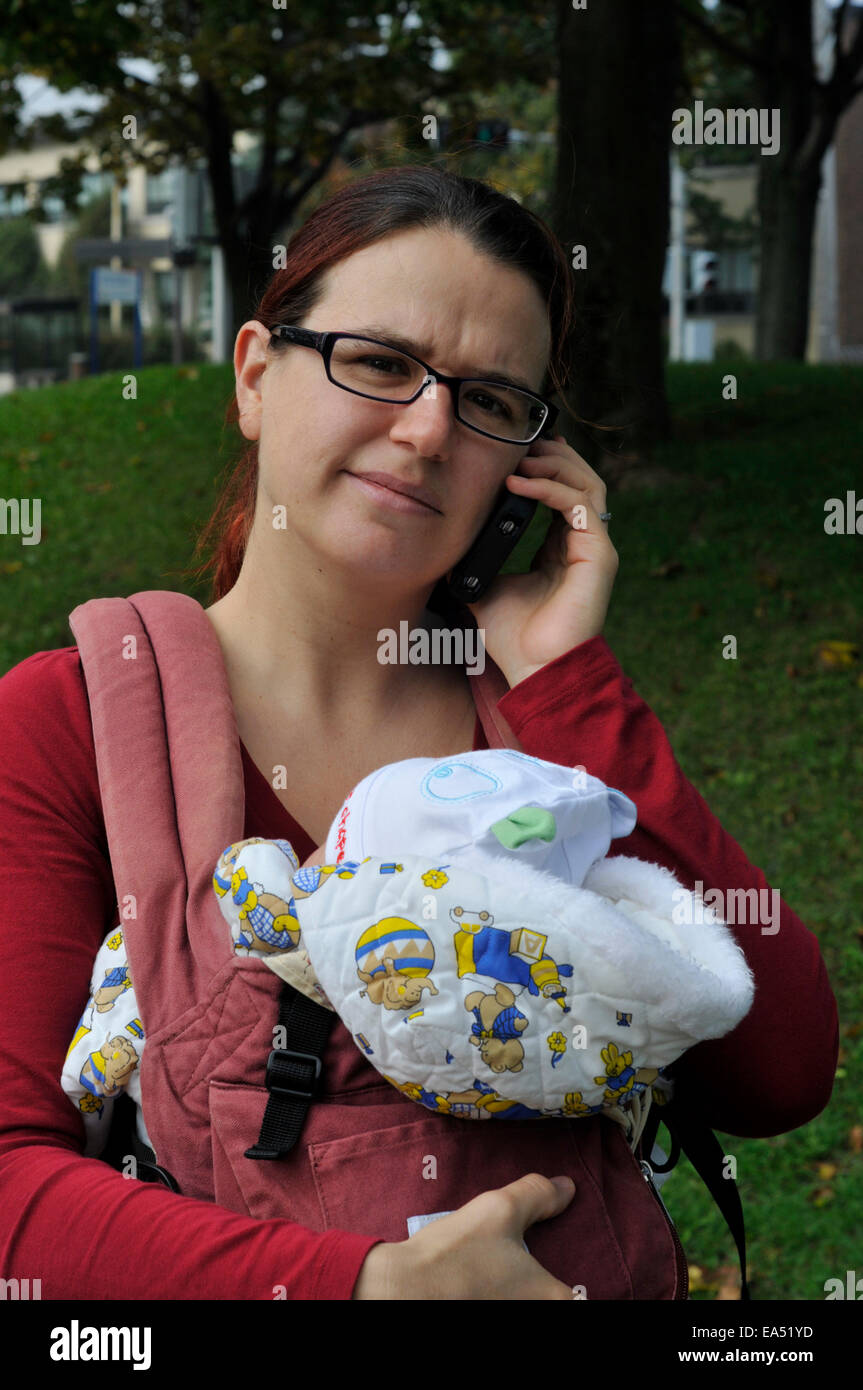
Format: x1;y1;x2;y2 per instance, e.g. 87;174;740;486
68;590;246;1155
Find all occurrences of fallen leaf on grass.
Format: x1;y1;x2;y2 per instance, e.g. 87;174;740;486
649;560;685;579
811;1186;835;1207
814;640;859;670
688;1263;741;1299
849;1126;863;1154
755;565;781;591
817;1162;838;1180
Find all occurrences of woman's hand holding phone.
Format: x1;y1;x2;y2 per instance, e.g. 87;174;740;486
464;434;619;690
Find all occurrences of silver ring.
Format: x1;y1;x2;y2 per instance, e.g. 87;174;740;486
599;512;611;523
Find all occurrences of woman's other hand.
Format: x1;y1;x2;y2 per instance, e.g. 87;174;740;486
351;1173;577;1300
466;436;618;688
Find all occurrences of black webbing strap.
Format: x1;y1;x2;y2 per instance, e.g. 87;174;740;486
640;1096;750;1301
102;1091;183;1192
245;980;336;1160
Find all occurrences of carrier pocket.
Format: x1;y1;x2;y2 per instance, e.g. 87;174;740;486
209;1079;684;1299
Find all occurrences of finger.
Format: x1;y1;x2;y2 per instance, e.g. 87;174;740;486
514;454;608;517
507;474;612;538
489;1172;577;1234
523;436;608;494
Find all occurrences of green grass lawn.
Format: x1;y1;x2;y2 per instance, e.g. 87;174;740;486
1;360;861;1300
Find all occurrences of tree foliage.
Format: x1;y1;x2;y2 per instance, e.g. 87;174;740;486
0;0;558;330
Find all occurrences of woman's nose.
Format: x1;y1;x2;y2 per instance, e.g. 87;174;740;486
387;379;458;455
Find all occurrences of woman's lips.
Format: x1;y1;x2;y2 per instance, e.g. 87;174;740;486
346;472;441;515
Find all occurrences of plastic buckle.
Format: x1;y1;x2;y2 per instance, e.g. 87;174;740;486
264;1048;322;1101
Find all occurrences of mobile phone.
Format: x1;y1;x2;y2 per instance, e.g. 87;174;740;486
445;425;555;604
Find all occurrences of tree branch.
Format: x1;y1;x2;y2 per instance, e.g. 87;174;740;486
832;2;863;93
118;68;202;120
673;0;772;76
831;0;850;60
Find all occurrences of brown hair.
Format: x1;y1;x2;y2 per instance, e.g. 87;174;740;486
186;164;576;602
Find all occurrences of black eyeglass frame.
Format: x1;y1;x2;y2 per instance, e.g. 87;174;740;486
268;324;558;445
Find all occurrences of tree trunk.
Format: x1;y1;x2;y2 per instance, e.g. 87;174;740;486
753;0;820;360
552;0;681;461
755;160;821;360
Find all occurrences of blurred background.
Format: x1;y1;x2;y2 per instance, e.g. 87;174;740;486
0;0;861;1300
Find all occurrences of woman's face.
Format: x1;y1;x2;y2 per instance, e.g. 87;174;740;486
234;225;552;594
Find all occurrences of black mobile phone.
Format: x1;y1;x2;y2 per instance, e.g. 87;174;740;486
445;425;554;604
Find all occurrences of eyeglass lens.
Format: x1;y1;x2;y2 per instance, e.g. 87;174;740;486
328;338;546;441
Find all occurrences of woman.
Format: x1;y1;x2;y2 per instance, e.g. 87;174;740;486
0;166;837;1301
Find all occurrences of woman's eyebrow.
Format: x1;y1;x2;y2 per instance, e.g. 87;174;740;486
345;324;538;394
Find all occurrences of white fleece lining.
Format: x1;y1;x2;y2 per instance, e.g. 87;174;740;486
464;850;756;1041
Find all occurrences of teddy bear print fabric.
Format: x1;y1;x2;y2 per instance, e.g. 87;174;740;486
60;926;147;1156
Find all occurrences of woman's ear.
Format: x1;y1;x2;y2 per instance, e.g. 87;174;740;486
233;321;271;441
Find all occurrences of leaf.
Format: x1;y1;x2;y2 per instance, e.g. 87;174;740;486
817;1162;837;1180
649;560;685;579
814;640;859;670
849;1126;863;1154
755;564;780;590
812;1186;834;1207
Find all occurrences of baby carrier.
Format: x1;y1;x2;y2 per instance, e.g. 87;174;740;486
69;589;749;1300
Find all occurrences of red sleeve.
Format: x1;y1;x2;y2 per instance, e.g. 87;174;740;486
0;647;380;1300
496;635;839;1139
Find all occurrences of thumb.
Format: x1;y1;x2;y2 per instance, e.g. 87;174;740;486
503;1173;576;1236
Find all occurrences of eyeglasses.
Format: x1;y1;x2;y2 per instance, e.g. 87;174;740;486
268;325;557;445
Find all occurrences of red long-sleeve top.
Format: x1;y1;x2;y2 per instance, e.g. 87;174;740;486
0;636;838;1300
